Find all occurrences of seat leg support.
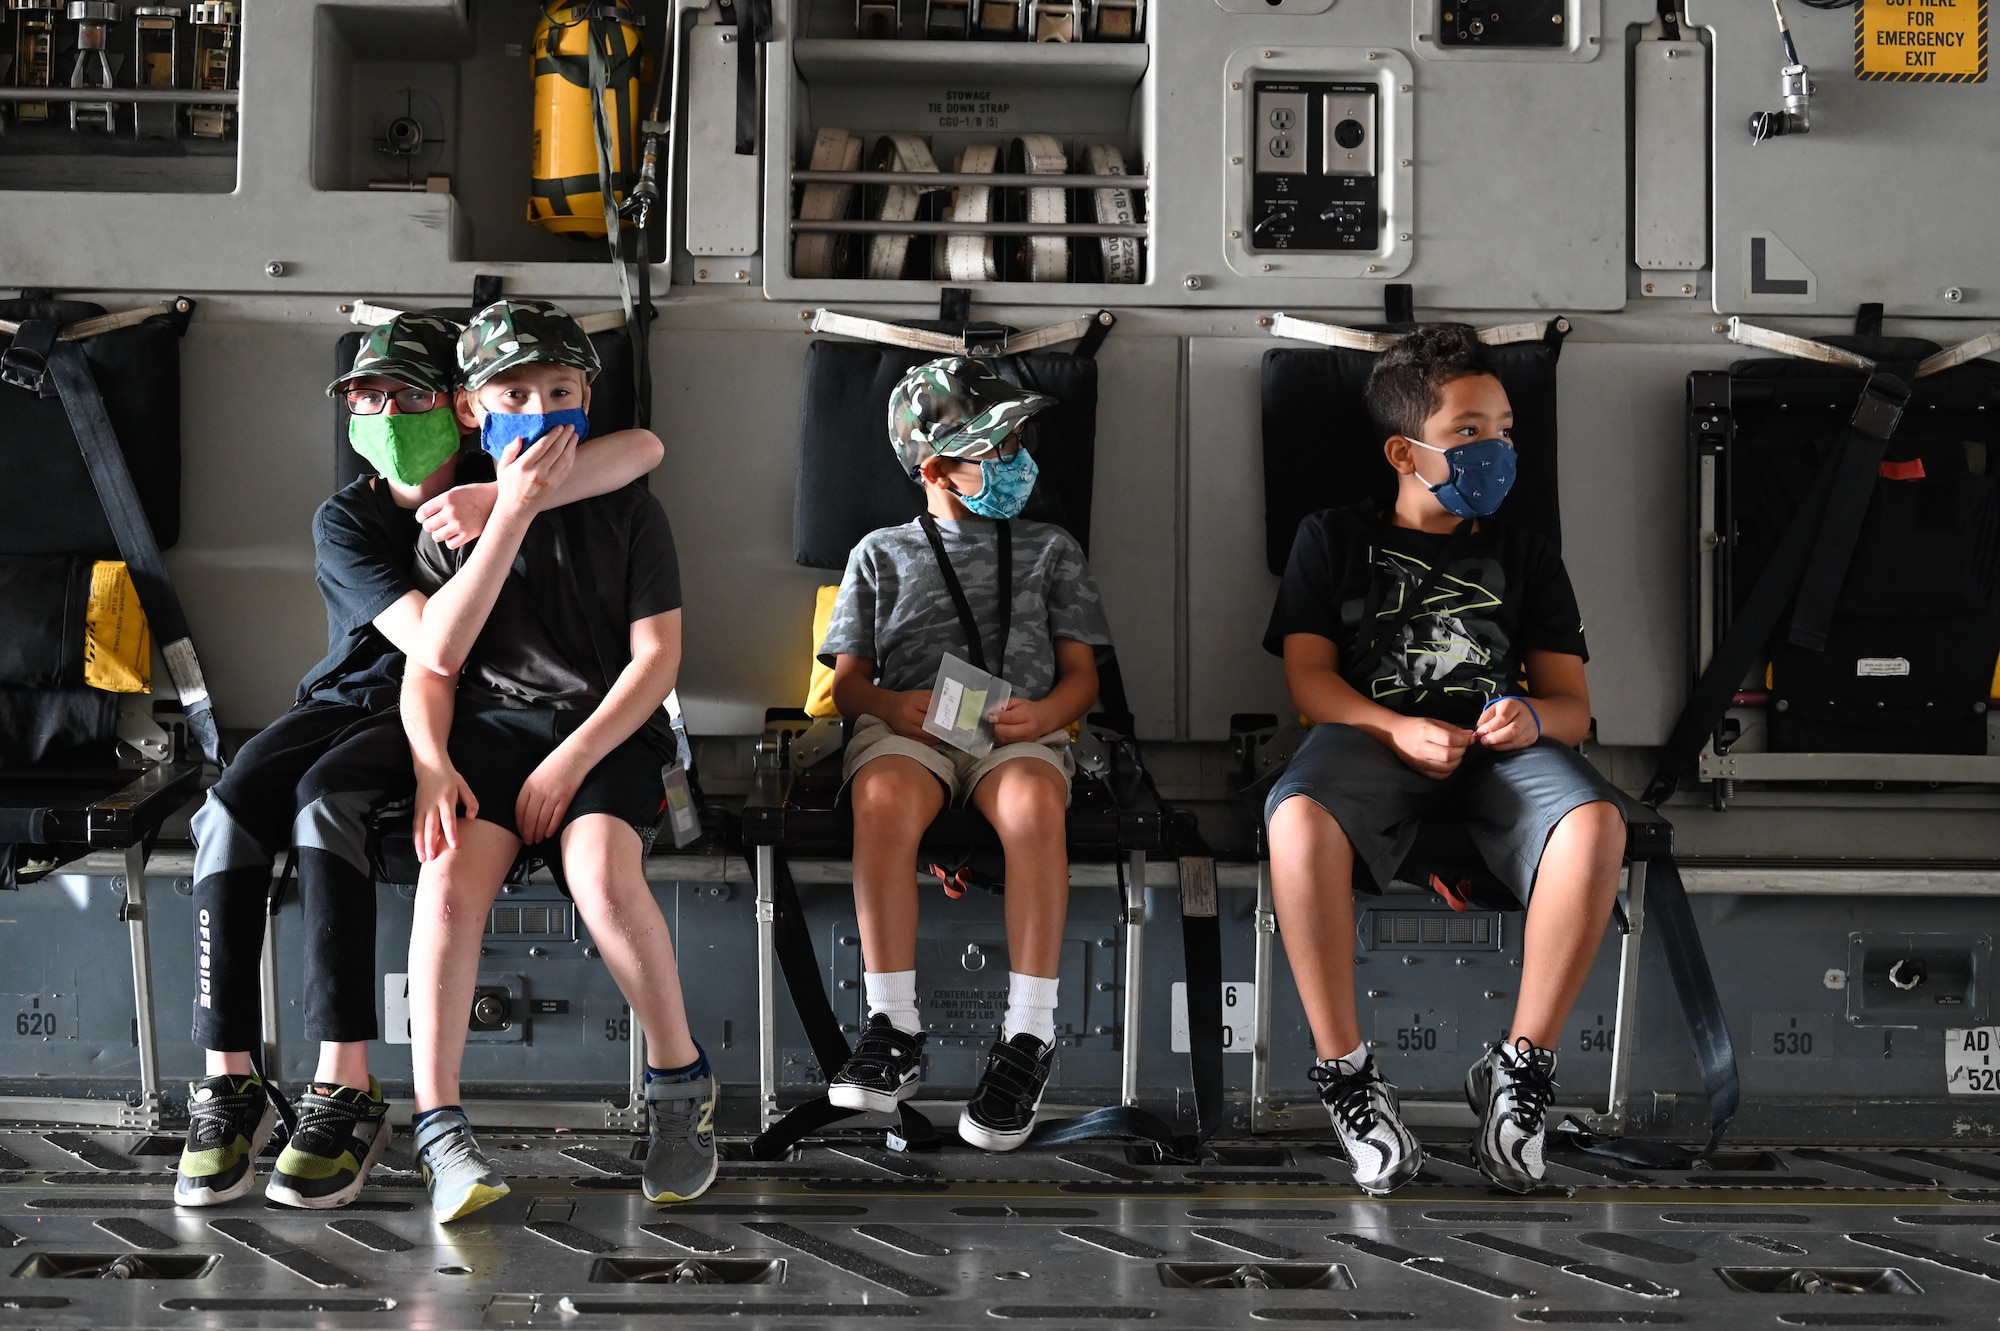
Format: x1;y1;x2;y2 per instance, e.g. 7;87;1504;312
1251;858;1277;1134
121;843;163;1131
627;961;648;1133
1120;851;1145;1107
1603;859;1648;1132
259;893;282;1084
755;845;780;1131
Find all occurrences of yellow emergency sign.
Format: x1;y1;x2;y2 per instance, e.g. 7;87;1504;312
1856;0;1988;82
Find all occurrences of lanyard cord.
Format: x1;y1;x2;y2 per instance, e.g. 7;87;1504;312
918;515;1012;679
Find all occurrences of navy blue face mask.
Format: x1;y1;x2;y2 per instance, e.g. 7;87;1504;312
479;407;592;460
1412;436;1517;519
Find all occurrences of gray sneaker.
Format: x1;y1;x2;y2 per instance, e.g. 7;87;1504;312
414;1110;510;1222
642;1072;719;1204
1466;1037;1558;1193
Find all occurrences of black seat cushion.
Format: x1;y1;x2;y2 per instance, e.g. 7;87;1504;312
791;339;1099;570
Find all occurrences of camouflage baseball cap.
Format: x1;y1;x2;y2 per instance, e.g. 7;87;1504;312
457;298;601;391
888;356;1056;479
324;312;464;397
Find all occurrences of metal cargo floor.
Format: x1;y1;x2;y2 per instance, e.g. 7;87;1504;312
6;1127;2000;1327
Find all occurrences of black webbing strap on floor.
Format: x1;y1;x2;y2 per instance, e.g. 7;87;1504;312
1643;372;1909;806
41;335;224;769
1640;853;1737;1157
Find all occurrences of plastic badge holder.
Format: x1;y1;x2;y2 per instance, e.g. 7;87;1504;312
661;763;702;848
923;652;1012;757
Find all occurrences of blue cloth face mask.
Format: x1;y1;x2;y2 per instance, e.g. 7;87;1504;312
479;407;592;460
1412;436;1517;519
959;447;1039;520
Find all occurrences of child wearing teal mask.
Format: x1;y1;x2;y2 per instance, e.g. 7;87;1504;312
175;314;661;1217
814;356;1115;1153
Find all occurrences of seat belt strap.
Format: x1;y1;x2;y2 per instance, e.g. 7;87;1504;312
1643;853;1738;1156
1723;316;1877;372
1268;313;1561;352
1788;374;1910;651
42;335;224;769
1917;329;2000;379
1642;371;1909;806
809;308;1102;357
1178;853;1226;1142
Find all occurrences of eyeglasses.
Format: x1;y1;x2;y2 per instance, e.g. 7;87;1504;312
345;387;446;416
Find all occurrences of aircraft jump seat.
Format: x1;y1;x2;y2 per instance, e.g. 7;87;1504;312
0;292;206;1128
1245;314;1733;1151
742;315;1228;1157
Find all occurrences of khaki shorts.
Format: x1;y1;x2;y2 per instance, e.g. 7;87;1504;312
842;713;1075;807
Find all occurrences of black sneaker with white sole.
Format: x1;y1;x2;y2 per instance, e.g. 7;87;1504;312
1465;1037;1558;1193
1310;1054;1423;1195
828;1014;926;1115
957;1032;1054;1152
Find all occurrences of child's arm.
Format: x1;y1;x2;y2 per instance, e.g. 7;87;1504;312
410;429;579;677
831;654;935;743
1475;650;1591;751
403;661;479;862
417;428;664;550
514;608;682;845
1283;632;1473;779
991;638;1098;744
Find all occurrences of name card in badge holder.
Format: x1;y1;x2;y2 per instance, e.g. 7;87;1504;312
661;763;702;848
923;651;1013;757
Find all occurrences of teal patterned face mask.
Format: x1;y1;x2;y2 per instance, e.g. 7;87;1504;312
959;448;1039;519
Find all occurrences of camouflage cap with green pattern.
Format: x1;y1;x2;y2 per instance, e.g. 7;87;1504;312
325;312;465;397
887;356;1056;479
457;298;602;391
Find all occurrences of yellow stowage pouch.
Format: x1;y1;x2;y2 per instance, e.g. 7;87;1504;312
83;560;151;694
805;585;841;719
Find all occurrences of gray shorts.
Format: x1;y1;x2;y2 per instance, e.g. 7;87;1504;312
1264;723;1624;903
843;713;1075;808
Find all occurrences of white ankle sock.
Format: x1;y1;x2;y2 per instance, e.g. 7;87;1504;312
864;970;921;1036
1321;1040;1370;1074
1002;972;1059;1045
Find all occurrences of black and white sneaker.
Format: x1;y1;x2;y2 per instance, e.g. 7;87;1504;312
828;1014;926;1115
1310;1055;1423;1195
1466;1037;1558;1193
957;1032;1054;1152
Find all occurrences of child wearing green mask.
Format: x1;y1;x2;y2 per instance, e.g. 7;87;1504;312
176;312;662;1214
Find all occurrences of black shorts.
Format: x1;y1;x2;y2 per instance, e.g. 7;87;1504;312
448;706;667;887
1264;723;1624;903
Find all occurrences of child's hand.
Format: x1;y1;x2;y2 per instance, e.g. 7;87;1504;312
517;747;588;845
417;482;497;549
1388;715;1474;779
883;689;939;744
1474;698;1540;752
990;696;1049;745
496;425;578;512
415;762;479;862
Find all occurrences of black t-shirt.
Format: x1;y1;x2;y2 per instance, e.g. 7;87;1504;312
299;452;495;711
413;484;683;758
1263;504;1588;727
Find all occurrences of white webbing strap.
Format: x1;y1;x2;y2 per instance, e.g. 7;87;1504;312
345;301;624;334
1917;329;2000;379
866;133;945;281
0;300;180;341
1267;313;1557;352
793;128;865;280
1087;143;1142;284
1723;316;1876;371
943;144;1000;283
1012;133;1070;283
809;308;1096;355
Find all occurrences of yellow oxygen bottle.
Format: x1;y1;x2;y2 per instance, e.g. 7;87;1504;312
529;1;649;238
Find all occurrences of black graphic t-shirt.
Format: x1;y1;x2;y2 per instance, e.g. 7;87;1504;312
1264;504;1589;727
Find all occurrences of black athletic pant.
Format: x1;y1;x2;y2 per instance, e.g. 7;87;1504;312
188;701;413;1052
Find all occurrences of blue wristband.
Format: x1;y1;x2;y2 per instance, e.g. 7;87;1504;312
1483;696;1541;740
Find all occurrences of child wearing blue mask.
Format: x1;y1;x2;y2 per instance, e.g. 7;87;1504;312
816;356;1114;1152
175;313;660;1214
397;299;715;1223
1262;324;1626;1196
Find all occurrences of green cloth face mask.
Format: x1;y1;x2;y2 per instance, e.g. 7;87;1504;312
347;407;462;485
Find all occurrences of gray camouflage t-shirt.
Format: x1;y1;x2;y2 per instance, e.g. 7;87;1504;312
818;518;1113;700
